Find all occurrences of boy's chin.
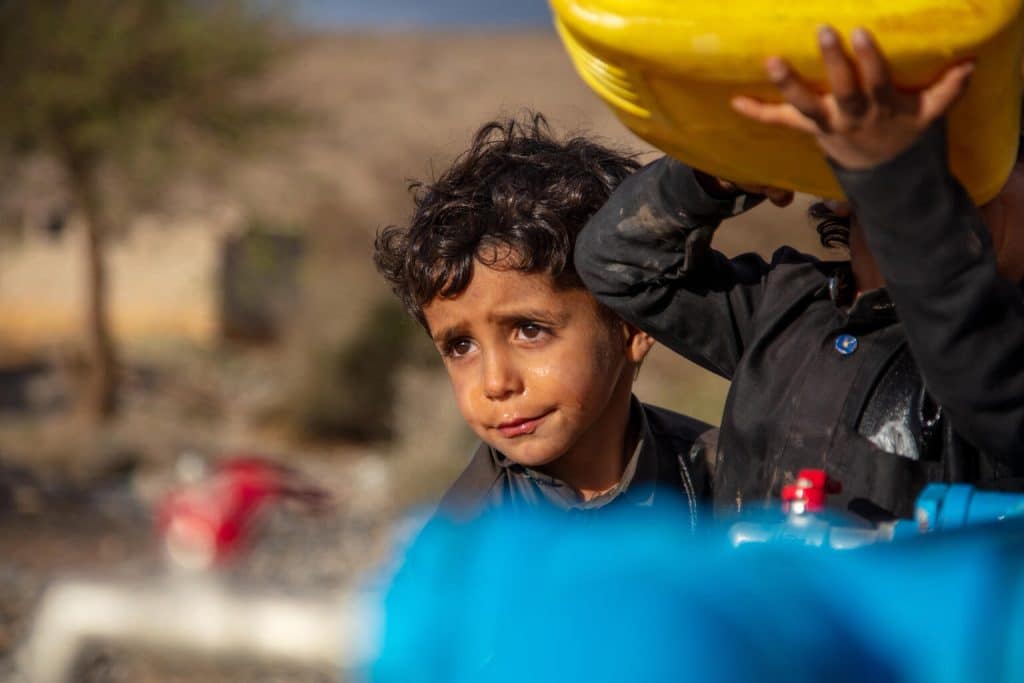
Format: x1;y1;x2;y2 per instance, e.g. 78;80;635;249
487;438;565;470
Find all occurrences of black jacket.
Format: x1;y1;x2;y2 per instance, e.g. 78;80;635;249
575;123;1024;519
436;398;712;527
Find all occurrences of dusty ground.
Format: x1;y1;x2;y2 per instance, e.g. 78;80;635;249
0;29;834;681
0;350;406;681
0;336;465;679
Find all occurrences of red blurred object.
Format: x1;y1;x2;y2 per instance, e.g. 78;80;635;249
156;456;329;569
780;469;842;514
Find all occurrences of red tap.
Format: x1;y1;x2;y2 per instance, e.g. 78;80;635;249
780;469;842;514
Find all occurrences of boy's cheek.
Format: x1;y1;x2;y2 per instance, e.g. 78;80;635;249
447;378;487;430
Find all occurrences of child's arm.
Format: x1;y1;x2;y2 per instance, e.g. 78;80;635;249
574;155;800;379
838;123;1024;466
737;24;1024;465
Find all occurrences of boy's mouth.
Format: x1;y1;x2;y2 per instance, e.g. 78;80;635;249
495;411;552;438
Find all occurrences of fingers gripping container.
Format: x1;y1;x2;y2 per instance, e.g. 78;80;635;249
550;0;1024;202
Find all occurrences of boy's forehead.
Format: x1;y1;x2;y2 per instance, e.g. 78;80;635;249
422;264;591;332
431;264;571;309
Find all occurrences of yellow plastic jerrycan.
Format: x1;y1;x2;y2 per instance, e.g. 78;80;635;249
550;0;1024;203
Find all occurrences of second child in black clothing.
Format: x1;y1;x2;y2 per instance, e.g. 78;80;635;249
575;26;1024;520
375;114;710;524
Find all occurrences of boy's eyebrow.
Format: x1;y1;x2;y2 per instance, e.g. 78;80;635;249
432;325;465;347
488;308;570;327
430;308;570;346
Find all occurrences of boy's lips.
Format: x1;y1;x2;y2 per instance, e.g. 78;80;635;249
495;411;552;438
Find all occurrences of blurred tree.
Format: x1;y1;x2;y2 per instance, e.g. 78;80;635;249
0;0;296;421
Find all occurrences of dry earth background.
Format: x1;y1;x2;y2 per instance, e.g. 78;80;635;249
0;30;831;680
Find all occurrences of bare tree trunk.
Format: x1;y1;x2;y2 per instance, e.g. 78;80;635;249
68;161;119;421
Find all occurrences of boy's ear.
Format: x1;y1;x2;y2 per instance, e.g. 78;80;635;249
623;324;656;363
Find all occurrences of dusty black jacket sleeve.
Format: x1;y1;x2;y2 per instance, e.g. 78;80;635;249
833;123;1024;466
574;156;775;378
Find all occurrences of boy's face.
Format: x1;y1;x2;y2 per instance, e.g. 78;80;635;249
422;260;646;470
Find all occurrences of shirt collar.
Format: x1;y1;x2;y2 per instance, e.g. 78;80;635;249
824;266;898;324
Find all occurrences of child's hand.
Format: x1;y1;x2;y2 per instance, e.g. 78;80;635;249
695;170;795;207
731;25;974;170
725;180;795;207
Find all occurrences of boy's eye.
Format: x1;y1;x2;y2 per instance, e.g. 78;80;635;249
516;323;548;341
446;338;475;358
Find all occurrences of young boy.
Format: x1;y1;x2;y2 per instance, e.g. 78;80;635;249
575;26;1024;520
374;114;711;523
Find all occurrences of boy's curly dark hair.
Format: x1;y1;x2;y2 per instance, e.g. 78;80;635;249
374;113;640;328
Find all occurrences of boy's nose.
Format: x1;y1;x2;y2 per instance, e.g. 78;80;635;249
481;349;523;400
